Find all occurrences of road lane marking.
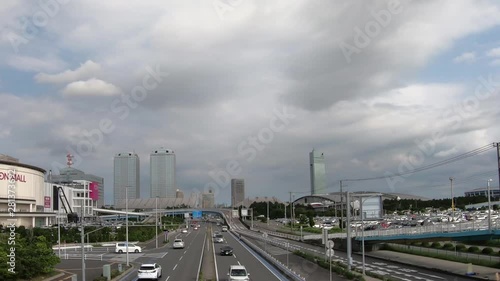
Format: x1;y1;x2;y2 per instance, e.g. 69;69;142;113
419;273;445;279
179;256;183;261
184;250;187;254
173;264;178;270
166;276;170;281
160;251;168;258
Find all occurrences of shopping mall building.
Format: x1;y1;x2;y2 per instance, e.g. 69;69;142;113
0;155;99;227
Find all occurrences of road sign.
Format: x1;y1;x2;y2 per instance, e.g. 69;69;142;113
326;249;335;257
193;210;202;218
327;240;334;249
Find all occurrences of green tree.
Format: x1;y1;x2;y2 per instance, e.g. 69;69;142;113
308;216;315;227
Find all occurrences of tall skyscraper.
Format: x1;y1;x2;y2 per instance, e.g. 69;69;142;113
150;148;176;198
231;179;245;207
202;189;215;208
113;152;140;205
310;149;327;195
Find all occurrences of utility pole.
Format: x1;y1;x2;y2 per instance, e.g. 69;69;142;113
340;181;343;231
346;191;352;271
450;177;454;221
495;142;500;193
81;196;85;281
289;192;292;232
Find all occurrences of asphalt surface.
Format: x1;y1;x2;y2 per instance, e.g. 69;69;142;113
212;225;283;281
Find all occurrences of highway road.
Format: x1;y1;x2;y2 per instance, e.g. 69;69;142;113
111;221;287;281
212;225;285;281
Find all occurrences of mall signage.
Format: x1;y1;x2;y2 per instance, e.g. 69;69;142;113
0;172;27;182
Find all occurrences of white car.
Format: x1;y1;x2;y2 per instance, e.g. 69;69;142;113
138;263;162;280
115;242;141;253
173;238;185;249
227;265;250;281
214;234;224;243
181;229;188;233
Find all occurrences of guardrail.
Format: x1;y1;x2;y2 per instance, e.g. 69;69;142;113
233;231;305;281
58;253;105;261
303;219;498;240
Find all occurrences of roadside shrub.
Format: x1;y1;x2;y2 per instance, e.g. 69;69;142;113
412;241;422;246
468;246;480;253
482;247;493;255
421;241;430;247
431;242;441;248
442;243;454;249
456;244;467;251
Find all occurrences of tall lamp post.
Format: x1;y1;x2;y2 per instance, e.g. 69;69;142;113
488;179;493;232
155;196;159;249
126;187;129;267
450;177;454;221
267;198;270;226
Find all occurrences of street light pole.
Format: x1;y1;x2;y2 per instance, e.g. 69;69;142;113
81;196;85;281
488;179;493;232
450;177;454;221
346;191;352;271
156;196;158;249
267;199;270;226
126;187;129;267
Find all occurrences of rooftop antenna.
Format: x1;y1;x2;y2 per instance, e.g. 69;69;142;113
66;153;74;167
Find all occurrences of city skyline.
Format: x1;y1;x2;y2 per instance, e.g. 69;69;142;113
1;1;500;205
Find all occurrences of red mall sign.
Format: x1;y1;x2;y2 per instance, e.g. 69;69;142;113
44;196;51;208
0;172;27;182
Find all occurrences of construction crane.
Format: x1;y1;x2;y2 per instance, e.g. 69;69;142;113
53;185;79;223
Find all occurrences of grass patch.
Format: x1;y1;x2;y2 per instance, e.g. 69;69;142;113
382;244;500;268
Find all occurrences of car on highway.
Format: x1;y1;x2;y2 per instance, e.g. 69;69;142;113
115;242;141;253
214;234;224;243
181;229;188;233
213;231;220;238
221;225;228;232
227;265;250;281
220;245;233;256
137;263;162;280
173;238;185;249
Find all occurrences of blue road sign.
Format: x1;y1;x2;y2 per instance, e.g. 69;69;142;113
193;210;202;218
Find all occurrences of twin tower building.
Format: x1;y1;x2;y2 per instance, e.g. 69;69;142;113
113;148;176;205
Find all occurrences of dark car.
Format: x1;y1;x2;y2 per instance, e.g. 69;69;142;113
220;246;233;256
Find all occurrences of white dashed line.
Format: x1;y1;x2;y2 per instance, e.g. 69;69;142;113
173;264;178;270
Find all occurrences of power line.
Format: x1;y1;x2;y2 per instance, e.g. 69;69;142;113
342;143;496;182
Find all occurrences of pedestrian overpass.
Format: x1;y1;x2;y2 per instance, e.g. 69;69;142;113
93;208;230;223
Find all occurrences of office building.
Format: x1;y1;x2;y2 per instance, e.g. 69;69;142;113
113;152;140;205
176;189;184;199
150;148;176;198
310;149;327;195
202;189;215;208
50;154;104;208
231;179;245;207
465;187;500;198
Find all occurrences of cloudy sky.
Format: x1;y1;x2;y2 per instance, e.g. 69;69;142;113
1;0;500;205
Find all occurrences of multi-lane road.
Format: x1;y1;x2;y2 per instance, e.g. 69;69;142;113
56;219;481;281
115;222;286;281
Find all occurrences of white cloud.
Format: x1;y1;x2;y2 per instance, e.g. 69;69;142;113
486;47;500;57
491;59;500;66
7;55;66;72
61;78;121;97
35;60;102;84
453;52;476;63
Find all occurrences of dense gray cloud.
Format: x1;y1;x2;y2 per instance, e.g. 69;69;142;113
0;0;499;205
